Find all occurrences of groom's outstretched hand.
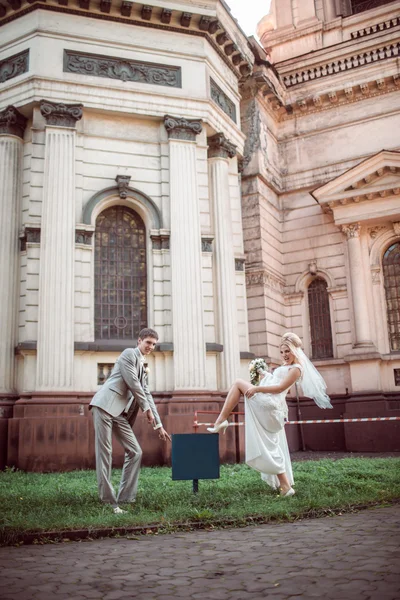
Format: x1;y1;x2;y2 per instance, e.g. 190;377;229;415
157;427;171;442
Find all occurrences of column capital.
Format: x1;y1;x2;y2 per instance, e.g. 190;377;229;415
0;105;27;139
40;100;83;127
207;132;237;159
164;115;202;141
341;223;361;239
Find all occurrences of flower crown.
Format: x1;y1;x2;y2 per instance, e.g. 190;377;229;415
248;358;269;385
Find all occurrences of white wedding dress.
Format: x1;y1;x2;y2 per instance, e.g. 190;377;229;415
245;364;302;489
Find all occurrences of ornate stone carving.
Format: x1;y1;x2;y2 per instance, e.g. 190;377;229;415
246;269;284;293
180;12;191;27
0;49;29;84
199;16;211;31
210;78;236;123
351;15;399;39
141;5;152;20
120;1;132;17
0;105;27;138
64;50;182;88
161;8;172;24
369;225;387;239
393;222;400;236
207;132;236;159
115;174;131;199
164;115;202;141
20;226;41;251
341;223;361;239
235;258;245;272
201;238;213;252
309;260;317;275
99;0;111;13
151;233;170;250
283;42;400;88
40;100;83;127
75;230;94;245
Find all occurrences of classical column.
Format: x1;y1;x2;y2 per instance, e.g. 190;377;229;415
0;106;27;393
208;133;240;388
36;101;83;390
164;115;206;389
341;223;373;348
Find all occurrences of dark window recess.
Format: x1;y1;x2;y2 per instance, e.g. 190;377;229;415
383;242;400;352
350;0;395;14
394;369;400;387
95;206;147;340
308;278;334;359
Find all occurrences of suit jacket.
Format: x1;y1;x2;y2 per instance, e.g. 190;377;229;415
90;347;162;428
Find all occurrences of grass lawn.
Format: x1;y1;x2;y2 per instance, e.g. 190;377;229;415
1;457;399;546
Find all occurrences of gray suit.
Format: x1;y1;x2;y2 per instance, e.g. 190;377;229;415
90;347;162;507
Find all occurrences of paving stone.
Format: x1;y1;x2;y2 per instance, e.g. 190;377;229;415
0;505;399;600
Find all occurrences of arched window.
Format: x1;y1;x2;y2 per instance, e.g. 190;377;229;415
95;206;147;340
383;242;400;352
350;0;394;14
308;278;334;359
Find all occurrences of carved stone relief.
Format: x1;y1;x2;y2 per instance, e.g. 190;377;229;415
40;100;83;127
151;233;170;250
116;175;131;199
341;223;361;239
75;230;94;245
207;132;236;160
0;105;27;138
164;115;202;141
0;49;29;84
210;78;236;123
64;50;182;88
201;238;213;252
235;258;245;272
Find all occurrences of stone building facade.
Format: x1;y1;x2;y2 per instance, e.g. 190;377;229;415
0;0;399;471
0;0;255;470
242;0;400;452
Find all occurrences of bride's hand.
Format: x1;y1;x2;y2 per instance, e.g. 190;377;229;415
245;386;258;399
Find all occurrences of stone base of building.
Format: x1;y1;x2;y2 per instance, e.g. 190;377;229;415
3;391;400;471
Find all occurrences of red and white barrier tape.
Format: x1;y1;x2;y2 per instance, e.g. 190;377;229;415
194;416;400;428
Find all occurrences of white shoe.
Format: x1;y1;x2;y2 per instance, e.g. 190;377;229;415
280;487;295;497
207;420;229;434
113;506;127;514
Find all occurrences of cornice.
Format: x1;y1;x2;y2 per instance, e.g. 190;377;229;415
0;0;253;81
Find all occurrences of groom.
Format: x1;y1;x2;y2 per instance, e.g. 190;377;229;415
90;328;170;513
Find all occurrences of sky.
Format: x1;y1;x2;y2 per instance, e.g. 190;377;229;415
225;0;272;37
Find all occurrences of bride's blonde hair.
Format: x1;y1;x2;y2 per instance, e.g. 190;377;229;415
281;332;302;349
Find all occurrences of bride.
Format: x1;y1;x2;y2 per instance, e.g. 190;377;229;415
207;332;332;496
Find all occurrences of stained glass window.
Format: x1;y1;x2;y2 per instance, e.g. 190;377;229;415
95;206;147;340
383;242;400;352
308;278;334;359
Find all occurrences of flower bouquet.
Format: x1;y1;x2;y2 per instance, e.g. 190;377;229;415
249;358;269;385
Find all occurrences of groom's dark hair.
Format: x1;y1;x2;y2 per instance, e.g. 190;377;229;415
138;328;159;340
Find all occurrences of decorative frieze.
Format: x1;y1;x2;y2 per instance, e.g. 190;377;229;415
0;49;29;84
283;42;400;88
116;174;131;198
210;78;237;123
40;100;83;127
207;132;236;160
164;115;202;141
0;105;27;139
393;222;400;236
246;269;285;293
64;50;182;88
20;226;41;251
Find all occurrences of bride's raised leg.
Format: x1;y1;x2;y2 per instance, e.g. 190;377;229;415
214;379;252;426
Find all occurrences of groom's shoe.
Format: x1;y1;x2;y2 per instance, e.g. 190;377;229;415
113;506;127;514
207;420;229;434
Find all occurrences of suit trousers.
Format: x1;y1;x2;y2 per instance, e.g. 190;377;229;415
92;406;143;507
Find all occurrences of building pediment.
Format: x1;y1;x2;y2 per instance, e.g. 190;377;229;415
312;150;400;225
